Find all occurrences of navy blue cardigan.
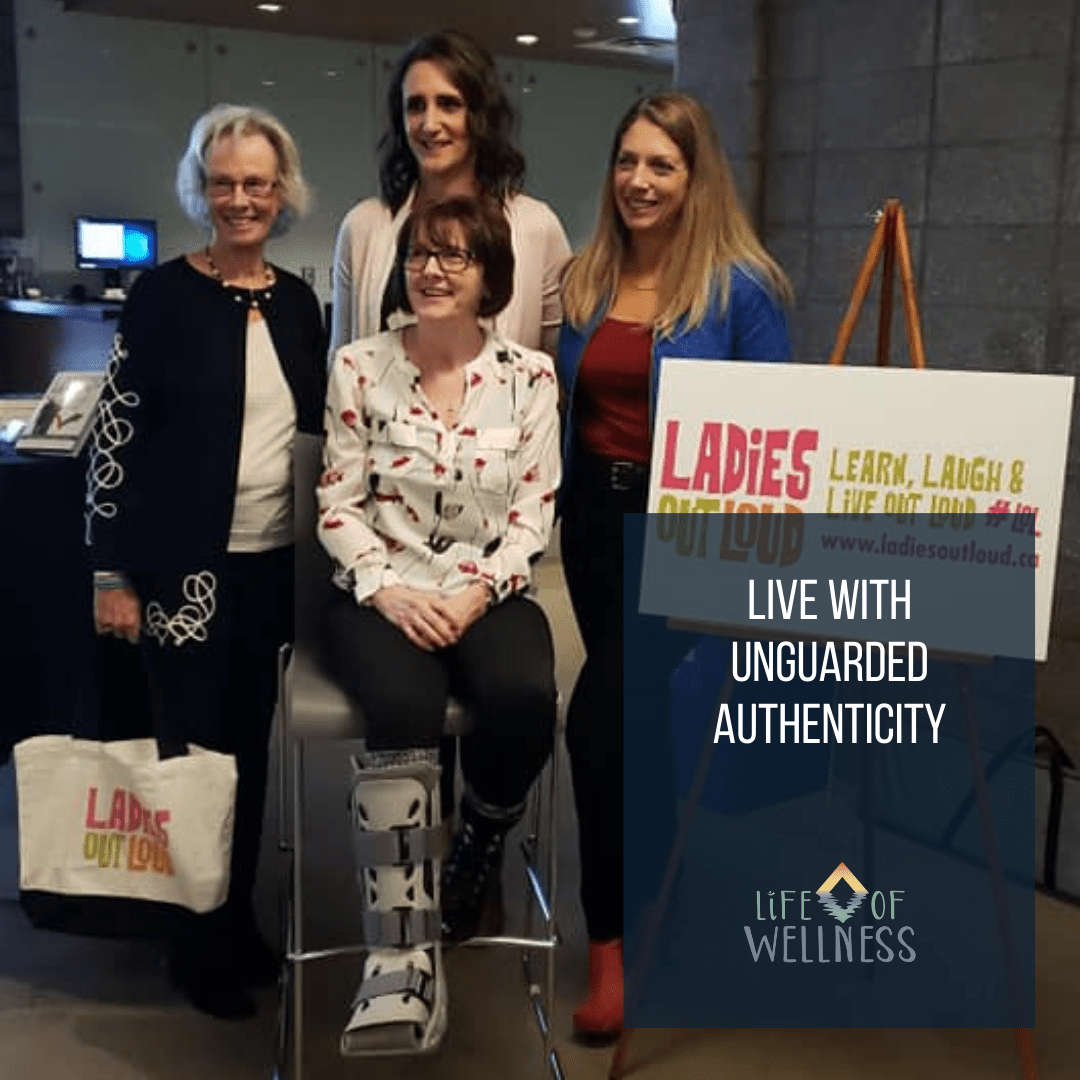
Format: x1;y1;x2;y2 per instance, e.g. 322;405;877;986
86;257;325;577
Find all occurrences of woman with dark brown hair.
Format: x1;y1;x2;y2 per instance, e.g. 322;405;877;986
330;29;570;357
330;29;571;848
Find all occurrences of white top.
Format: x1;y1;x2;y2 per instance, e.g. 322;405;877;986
227;315;296;552
318;329;560;604
329;190;572;356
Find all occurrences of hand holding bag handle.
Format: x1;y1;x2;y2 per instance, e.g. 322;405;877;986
92;584;190;760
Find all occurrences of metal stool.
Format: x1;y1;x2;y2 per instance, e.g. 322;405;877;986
272;432;564;1080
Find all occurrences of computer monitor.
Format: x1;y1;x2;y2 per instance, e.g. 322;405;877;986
73;216;157;295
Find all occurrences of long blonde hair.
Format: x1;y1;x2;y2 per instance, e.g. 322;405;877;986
562;92;792;336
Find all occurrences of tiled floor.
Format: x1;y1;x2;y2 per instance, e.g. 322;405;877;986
1;557;1078;1079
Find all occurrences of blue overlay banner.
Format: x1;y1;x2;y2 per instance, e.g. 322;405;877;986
624;513;1036;1028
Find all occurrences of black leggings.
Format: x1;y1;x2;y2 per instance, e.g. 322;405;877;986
325;592;556;813
561;456;692;943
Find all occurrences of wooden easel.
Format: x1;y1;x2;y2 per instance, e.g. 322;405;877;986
609;199;1040;1080
828;198;926;369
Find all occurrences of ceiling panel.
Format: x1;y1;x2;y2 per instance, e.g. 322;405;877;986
63;0;677;69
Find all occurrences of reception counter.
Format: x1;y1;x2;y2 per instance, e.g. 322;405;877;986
0;296;122;394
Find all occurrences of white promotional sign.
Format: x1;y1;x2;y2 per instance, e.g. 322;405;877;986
642;361;1074;660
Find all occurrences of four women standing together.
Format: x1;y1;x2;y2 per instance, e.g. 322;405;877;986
89;27;792;1046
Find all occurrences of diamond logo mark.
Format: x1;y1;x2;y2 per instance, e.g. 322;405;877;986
817;861;869;924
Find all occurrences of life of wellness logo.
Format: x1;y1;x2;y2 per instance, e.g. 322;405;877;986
744;862;915;964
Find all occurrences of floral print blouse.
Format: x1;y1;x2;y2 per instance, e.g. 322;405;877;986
319;329;560;605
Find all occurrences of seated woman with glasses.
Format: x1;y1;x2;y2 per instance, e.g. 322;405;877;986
318;194;559;1054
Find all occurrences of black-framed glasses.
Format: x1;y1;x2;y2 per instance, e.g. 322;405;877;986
206;177;278;200
404;245;476;274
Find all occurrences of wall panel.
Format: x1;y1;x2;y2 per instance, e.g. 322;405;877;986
14;0;670;299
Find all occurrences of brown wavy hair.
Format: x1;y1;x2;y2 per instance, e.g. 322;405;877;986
378;30;525;213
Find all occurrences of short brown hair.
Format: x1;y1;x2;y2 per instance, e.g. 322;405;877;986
395;196;515;319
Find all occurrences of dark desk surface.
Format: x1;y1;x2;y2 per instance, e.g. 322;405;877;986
0;297;123;320
0;298;120;395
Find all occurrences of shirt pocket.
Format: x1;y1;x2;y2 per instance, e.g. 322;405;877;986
385;420;420;447
368;419;437;482
470;427;519;495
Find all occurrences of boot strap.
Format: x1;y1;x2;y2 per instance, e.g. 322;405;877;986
362;909;441;948
351;966;435;1010
352;824;446;867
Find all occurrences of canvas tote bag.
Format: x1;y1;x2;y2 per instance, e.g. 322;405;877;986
14;730;237;937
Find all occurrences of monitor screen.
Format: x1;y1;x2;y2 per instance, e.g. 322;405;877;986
74;216;157;271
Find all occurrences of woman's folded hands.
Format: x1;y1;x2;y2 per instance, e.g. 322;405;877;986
370;583;491;650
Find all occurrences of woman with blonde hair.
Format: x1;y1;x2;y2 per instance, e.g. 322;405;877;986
557;91;793;1040
88;104;325;1018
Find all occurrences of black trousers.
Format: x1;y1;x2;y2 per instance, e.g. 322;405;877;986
561;455;692;943
325;592;556;813
137;546;293;928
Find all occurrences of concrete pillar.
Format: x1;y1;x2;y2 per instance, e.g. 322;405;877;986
675;0;763;220
676;0;1080;629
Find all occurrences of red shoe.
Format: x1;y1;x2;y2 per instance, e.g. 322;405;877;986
573;939;623;1042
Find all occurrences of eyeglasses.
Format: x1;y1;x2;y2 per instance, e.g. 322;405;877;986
404;246;476;274
206;177;279;200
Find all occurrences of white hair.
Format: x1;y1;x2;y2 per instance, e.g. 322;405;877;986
175;104;311;237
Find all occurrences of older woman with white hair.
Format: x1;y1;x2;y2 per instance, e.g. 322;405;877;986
87;103;325;1019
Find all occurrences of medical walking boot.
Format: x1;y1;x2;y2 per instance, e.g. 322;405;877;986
340;748;447;1056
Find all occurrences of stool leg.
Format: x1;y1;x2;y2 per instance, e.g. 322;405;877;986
292;738;305;1080
520;741;565;1080
543;742;558;1064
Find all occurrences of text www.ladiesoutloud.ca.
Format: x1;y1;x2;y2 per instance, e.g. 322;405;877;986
820;532;1039;569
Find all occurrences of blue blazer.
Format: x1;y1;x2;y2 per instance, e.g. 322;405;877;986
556;264;793;502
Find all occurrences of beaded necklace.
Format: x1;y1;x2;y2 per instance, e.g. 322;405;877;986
204;246;275;309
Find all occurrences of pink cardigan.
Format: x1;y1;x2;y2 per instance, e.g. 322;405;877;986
329;190;571;358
